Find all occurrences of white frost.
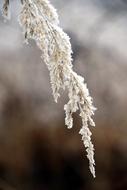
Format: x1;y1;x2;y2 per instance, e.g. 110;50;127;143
2;0;96;177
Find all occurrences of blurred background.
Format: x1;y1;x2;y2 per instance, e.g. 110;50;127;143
0;0;127;189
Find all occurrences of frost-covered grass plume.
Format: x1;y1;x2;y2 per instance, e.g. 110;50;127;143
2;0;96;177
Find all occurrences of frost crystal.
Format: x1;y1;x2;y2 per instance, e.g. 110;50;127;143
2;0;9;18
2;0;96;177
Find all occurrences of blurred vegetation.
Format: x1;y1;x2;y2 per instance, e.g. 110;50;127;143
0;0;127;189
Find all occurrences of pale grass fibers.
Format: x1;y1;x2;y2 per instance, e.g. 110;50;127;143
2;0;96;177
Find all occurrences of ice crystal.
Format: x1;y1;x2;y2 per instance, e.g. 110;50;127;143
2;0;9;18
2;0;96;177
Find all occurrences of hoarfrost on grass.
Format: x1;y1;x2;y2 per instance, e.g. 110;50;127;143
2;0;96;177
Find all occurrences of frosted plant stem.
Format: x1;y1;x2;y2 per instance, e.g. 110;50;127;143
2;0;96;177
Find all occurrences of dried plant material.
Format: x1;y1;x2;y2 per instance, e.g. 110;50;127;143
1;0;96;177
